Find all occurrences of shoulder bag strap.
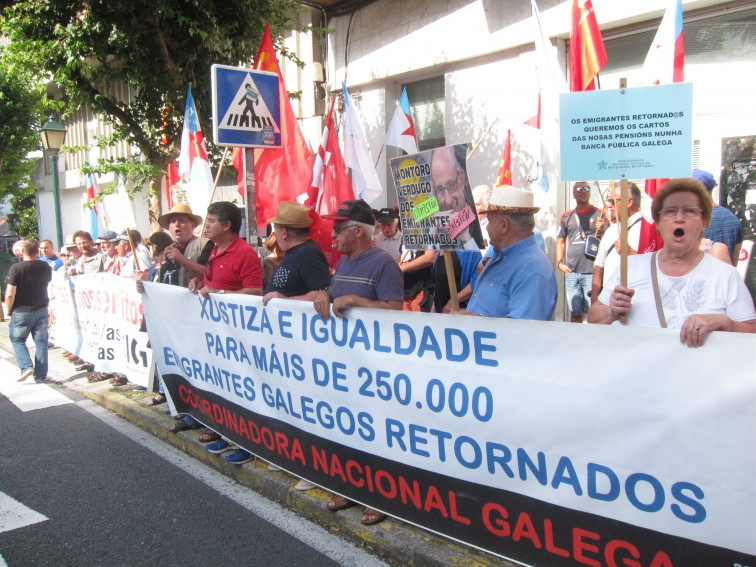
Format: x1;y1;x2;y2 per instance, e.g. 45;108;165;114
650;251;667;328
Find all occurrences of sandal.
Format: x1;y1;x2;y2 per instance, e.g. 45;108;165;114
147;395;166;406
199;429;221;443
87;372;108;383
360;508;387;526
110;375;128;386
326;496;355;512
169;422;192;433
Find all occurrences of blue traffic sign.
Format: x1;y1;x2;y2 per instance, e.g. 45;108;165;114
211;64;281;148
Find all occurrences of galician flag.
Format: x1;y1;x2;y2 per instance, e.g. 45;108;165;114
529;0;568;193
178;84;214;218
642;0;684;86
638;0;685;253
84;171;101;239
384;87;418;155
342;84;382;204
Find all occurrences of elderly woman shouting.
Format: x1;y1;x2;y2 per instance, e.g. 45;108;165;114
588;177;756;346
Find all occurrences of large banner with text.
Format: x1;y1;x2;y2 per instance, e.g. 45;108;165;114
49;272;153;387
141;282;756;566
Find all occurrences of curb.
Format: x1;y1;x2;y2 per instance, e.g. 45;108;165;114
0;322;510;567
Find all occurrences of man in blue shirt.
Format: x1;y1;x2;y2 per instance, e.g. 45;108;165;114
38;239;63;271
693;169;743;266
457;186;557;320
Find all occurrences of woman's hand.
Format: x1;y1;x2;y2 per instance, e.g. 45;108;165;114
608;285;635;320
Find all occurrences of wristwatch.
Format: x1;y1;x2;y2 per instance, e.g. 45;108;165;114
219;289;226;295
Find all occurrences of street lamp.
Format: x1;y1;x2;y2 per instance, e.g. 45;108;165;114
40;115;67;251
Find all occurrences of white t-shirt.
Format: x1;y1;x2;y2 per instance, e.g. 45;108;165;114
374;231;402;261
595;212;642;287
599;252;756;328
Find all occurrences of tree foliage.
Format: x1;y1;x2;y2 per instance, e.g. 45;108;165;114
1;0;303;223
0;58;46;200
6;190;39;239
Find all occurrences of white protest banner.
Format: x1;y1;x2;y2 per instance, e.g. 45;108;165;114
390;144;485;251
49;271;153;387
141;282;756;566
559;83;693;181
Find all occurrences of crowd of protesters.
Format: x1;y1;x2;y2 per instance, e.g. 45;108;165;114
6;170;754;530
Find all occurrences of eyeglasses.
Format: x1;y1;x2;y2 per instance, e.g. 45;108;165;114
333;224;358;235
204;258;215;281
434;171;462;198
574;186;591;193
606;198;633;206
660;206;702;219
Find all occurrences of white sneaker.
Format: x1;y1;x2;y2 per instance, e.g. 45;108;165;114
17;368;33;382
294;479;316;491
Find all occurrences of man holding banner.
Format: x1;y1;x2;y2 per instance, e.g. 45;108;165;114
313;198;403;525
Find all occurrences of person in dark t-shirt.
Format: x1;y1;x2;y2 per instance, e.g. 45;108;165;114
262;201;331;305
5;239;52;382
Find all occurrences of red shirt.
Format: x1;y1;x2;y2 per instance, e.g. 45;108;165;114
203;236;262;291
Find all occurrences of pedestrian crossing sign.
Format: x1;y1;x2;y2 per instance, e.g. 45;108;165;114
211;64;281;148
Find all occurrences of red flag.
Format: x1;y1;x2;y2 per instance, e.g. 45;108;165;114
253;25;314;229
231;147;245;199
495;130;512;187
570;0;607;92
305;97;355;265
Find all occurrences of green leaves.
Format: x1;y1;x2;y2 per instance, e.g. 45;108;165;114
1;0;303;198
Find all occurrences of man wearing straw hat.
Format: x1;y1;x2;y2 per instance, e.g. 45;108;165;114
262;201;331;306
456;186;557;320
157;203;213;287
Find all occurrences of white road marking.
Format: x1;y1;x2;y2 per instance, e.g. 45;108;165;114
0;360;73;412
77;399;390;567
0;491;48;534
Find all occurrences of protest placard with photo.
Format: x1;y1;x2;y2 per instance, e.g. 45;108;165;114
390;144;485;251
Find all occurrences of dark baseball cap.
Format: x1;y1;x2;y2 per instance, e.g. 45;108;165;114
322;199;375;225
376;207;399;223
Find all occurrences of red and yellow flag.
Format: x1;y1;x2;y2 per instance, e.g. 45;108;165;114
569;0;608;92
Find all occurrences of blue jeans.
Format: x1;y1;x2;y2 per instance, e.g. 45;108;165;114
565;272;592;316
10;308;49;380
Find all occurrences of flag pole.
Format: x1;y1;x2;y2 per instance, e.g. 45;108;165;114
468;117;499;160
618;79;629;324
200;146;232;235
374;143;386;168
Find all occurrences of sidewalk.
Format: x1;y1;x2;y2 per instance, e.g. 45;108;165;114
0;320;509;567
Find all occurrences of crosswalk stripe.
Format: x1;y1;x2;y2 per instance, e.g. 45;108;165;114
0;359;73;412
0;491;48;534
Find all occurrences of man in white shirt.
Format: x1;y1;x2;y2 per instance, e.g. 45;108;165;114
590;183;642;304
373;207;402;261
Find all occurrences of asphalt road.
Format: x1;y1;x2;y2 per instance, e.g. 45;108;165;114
0;363;388;567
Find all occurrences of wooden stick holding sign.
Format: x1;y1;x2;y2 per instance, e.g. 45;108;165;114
125;227;140;273
618;78;629;324
443;251;460;312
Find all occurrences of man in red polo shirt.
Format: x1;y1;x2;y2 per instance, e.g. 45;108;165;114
188;201;262;298
188;201;262;465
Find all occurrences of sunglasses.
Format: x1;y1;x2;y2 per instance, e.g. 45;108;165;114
574;186;591;192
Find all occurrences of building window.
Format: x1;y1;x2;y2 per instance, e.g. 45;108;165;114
405;76;445;151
